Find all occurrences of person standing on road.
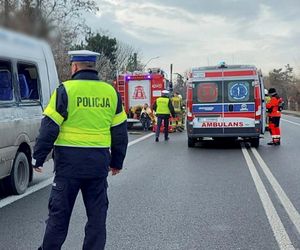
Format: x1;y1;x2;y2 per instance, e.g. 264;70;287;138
140;103;152;131
32;50;128;250
153;90;176;142
171;91;184;131
266;87;283;145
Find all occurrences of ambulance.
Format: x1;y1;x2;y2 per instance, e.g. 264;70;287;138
186;64;266;148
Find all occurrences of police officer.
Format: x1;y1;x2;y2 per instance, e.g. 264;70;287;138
33;50;128;250
266;87;283;145
153;90;176;142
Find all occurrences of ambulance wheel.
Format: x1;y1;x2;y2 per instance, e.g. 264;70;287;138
4;152;30;195
250;137;260;148
188;137;195;148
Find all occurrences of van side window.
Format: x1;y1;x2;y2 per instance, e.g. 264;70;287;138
17;63;40;101
0;60;13;102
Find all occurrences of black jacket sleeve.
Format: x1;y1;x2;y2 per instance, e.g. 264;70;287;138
33;85;68;167
168;99;176;117
110;92;128;169
152;101;157;112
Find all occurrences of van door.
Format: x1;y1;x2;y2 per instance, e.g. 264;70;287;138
0;59;19;178
223;79;256;136
259;75;266;134
191;80;224;135
15;61;43;149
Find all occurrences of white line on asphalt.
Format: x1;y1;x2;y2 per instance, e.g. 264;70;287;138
282;119;300;127
241;146;294;250
128;132;154;147
0;133;155;209
0;177;54;209
251;147;300;236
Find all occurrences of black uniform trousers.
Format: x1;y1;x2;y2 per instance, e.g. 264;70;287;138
40;175;108;250
156;115;170;139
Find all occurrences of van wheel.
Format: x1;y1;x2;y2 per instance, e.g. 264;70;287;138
250;137;260;148
188;137;195;148
5;152;30;195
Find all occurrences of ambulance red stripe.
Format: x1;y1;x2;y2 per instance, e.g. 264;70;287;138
204;70;256;78
224;70;256;77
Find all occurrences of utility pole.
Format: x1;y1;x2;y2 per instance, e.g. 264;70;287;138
170;63;173;92
133;53;137;70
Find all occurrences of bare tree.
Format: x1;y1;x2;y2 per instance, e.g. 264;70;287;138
116;41;136;72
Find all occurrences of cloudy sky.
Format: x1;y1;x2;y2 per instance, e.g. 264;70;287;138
85;0;300;76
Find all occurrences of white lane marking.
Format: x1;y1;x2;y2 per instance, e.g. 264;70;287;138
0;133;155;209
241;146;294;250
0;177;54;209
252;147;300;235
128;132;154;147
281;119;300;127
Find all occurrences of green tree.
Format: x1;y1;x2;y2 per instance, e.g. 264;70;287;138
268;64;299;110
85;33;117;65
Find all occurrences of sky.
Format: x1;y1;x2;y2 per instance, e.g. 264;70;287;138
85;0;300;76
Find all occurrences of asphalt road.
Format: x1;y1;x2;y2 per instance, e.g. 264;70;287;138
0;115;300;250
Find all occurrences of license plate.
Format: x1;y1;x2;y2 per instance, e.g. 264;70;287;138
197;117;218;122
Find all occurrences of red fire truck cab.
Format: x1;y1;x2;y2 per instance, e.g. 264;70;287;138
114;69;167;128
186;64;266;148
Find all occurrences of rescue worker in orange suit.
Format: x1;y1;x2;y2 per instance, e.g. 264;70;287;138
266;87;283;145
32;50;128;250
153;90;176;142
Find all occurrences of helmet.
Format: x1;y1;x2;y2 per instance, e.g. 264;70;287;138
264;89;268;95
268;88;277;96
162;90;169;96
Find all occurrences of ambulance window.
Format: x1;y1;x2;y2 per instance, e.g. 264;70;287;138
0;60;13;102
196;82;220;103
17;63;40;101
226;81;252;102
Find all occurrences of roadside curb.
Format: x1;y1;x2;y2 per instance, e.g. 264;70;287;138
282;110;300;118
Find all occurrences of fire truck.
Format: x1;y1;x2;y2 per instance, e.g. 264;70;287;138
186;64;266;148
114;68;167;128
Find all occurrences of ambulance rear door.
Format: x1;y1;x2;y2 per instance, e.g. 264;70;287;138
191;76;225;136
223;79;256;136
222;68;259;137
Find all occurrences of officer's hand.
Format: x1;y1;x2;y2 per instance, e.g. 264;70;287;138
32;159;43;173
34;167;43;173
109;167;121;176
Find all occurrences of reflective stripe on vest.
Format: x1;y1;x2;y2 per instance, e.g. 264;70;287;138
112;107;127;127
156;97;170;115
43;90;65;126
44;80;120;148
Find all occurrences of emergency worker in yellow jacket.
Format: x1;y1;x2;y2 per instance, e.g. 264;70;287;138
33;50;128;250
171;91;184;129
153;90;176;142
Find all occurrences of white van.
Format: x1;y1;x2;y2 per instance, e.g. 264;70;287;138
0;28;59;194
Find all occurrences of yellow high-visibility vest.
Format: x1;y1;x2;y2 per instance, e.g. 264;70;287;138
172;96;182;113
156;97;171;115
43;80;127;148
